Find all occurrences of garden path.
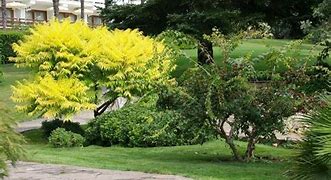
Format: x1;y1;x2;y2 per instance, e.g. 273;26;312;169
5;162;191;180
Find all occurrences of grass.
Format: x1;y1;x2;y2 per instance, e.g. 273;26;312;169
0;64;35;122
172;39;330;78
22;129;295;180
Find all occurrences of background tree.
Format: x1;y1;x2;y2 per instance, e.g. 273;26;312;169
1;0;7;29
101;0;239;64
80;0;84;20
101;0;323;64
52;0;59;18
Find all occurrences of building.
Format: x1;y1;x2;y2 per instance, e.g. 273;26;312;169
0;0;146;28
0;0;105;27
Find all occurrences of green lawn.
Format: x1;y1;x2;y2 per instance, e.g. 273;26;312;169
22;129;295;180
0;64;35;122
172;39;329;78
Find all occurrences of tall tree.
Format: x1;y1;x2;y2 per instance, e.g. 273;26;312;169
80;0;84;20
1;0;7;29
101;0;323;63
52;0;59;18
101;0;239;64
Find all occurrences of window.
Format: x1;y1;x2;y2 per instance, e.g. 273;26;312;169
35;11;46;21
0;8;14;19
26;10;47;22
88;16;102;27
59;13;77;22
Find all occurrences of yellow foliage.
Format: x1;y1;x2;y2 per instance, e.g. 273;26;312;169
90;29;175;97
11;19;95;78
11;75;96;120
11;20;175;120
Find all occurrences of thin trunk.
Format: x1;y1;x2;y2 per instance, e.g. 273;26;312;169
94;100;112;117
216;123;243;161
245;137;256;161
1;0;7;29
245;127;257;161
198;39;213;65
226;136;242;161
52;0;59;18
141;0;145;4
80;0;84;20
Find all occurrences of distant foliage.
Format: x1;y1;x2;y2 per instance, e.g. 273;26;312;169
49;128;85;148
0;103;25;178
85;94;212;147
156;30;197;49
0;30;25;63
244;22;274;39
11;20;175;120
41;119;84;137
301;0;330;43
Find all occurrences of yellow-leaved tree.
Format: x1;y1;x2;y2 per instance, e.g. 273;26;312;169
11;19;175;120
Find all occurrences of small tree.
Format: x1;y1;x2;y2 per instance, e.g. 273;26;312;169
11;19;175;120
180;30;309;161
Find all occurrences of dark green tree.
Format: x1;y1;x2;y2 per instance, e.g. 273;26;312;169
101;0;240;64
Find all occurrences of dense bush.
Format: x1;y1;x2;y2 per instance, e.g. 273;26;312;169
0;30;25;63
85;94;212;147
41;119;85;137
49;128;85;148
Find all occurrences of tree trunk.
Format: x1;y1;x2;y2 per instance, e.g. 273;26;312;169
216;124;243;161
52;0;59;18
198;39;213;65
94;100;112;117
80;0;84;20
245;137;256;161
141;0;146;4
226;137;243;161
1;0;7;29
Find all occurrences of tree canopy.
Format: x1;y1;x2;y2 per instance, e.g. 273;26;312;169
11;20;175;120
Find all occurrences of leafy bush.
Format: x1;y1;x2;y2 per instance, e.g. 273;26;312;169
85;94;212;147
49;128;85;148
287;96;331;179
0;103;25;178
156;30;197;49
41;119;85;137
0;30;25;63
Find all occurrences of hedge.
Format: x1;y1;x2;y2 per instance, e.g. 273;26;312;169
0;30;26;63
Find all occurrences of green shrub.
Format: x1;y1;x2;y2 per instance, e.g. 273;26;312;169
49;128;85;148
85;94;212;147
0;30;25;63
156;30;197;49
41;119;85;137
0;103;25;178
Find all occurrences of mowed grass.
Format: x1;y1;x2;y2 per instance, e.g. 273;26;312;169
172;39;330;78
0;64;35;122
22;129;295;180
